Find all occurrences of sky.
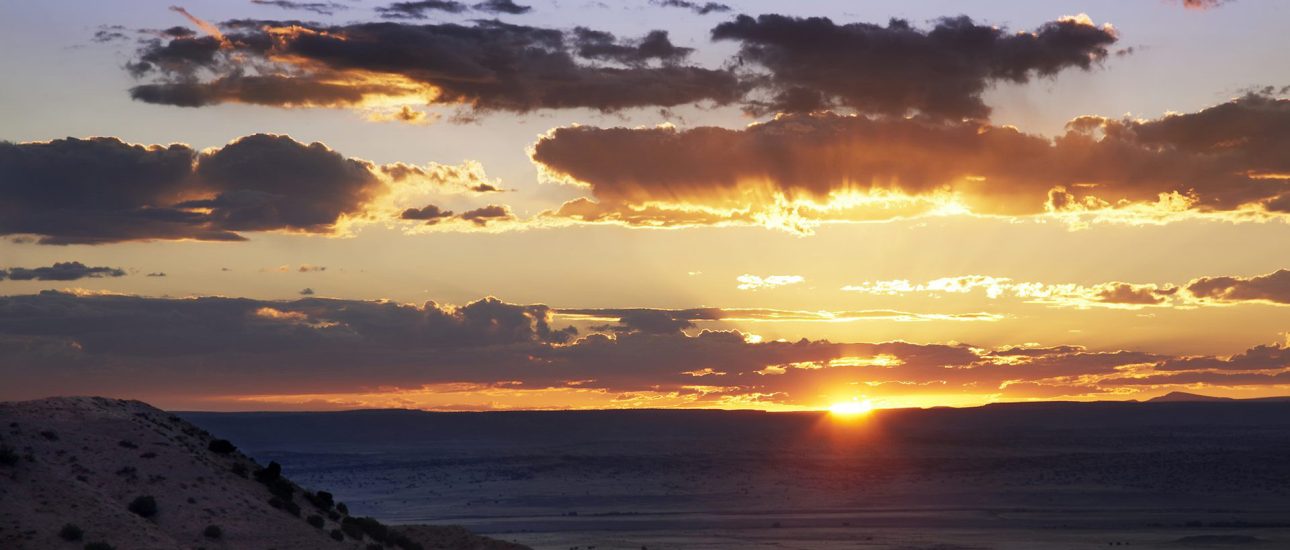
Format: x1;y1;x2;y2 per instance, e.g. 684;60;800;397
2;0;1289;411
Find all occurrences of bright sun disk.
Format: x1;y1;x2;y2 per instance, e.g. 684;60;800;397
829;398;874;416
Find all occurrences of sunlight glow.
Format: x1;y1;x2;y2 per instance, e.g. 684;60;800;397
829;398;874;416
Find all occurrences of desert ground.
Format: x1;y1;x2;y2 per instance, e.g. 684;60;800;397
0;397;527;550
182;401;1290;549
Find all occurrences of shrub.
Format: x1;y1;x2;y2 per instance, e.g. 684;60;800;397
0;445;17;466
329;529;344;541
307;490;334;510
127;495;158;518
207;439;236;454
327;510;341;521
230;463;248;478
117;440;137;449
342;516;390;543
340;518;365;540
367;544;384;550
336;502;348;515
306;514;325;528
83;542;115;550
59;523;84;541
267;478;295;500
39;430;59;441
203;525;222;539
140;452;157;459
391;532;425;550
254;461;281;483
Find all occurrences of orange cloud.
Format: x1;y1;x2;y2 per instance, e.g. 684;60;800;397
531;93;1290;232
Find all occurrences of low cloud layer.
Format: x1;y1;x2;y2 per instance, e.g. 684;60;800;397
531;92;1290;232
1;292;1286;408
844;269;1290;310
0;262;126;281
0;134;496;244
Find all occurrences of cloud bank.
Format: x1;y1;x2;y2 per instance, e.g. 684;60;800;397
1;292;1286;409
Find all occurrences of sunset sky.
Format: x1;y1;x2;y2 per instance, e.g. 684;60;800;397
2;0;1289;411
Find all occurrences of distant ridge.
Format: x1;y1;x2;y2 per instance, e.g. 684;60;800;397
1147;391;1235;402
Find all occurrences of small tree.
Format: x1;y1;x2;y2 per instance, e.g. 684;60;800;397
203;525;222;539
306;514;325;529
0;445;17;466
59;524;84;541
254;461;282;483
208;439;237;454
128;496;158;518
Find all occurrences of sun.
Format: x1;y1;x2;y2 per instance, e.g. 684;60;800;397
829;398;874;416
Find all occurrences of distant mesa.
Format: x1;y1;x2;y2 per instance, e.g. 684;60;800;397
1147;391;1235;403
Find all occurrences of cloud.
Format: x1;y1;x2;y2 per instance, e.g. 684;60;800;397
1177;0;1232;9
472;0;530;14
251;0;349;15
711;14;1118;119
299;287;316;295
297;264;326;272
400;204;455;224
0;134;491;244
0;262;127;282
572;28;693;65
146;272;167;277
843;275;1178;309
459;204;516;226
1186;270;1290;305
125;17;742;118
377;1;468;18
735;274;804;291
531;92;1290;232
0;291;1285;407
843;269;1290;310
652;0;730;15
557;307;1004;326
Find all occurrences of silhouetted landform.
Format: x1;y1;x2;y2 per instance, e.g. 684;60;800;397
0;397;529;550
1150;391;1236;402
1149;392;1290;403
181;400;1290;548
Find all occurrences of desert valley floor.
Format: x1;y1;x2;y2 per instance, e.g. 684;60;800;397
182;400;1290;549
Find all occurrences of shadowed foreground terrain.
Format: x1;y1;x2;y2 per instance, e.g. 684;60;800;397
181;400;1290;549
0;397;529;550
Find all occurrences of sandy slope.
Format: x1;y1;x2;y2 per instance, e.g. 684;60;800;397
0;396;528;550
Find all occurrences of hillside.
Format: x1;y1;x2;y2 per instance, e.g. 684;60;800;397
0;397;529;550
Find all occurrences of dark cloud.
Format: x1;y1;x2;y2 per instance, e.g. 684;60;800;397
125;19;743;115
251;0;349;15
92;25;130;43
0;262;127;282
401;204;455;224
573;28;693;65
0;292;1285;405
653;0;730;15
299;287;316;295
1186;270;1290;305
459;204;515;226
0;134;388;244
711;14;1118;119
377;1;469;18
472;0;531;14
531;93;1290;230
146;272;167;277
